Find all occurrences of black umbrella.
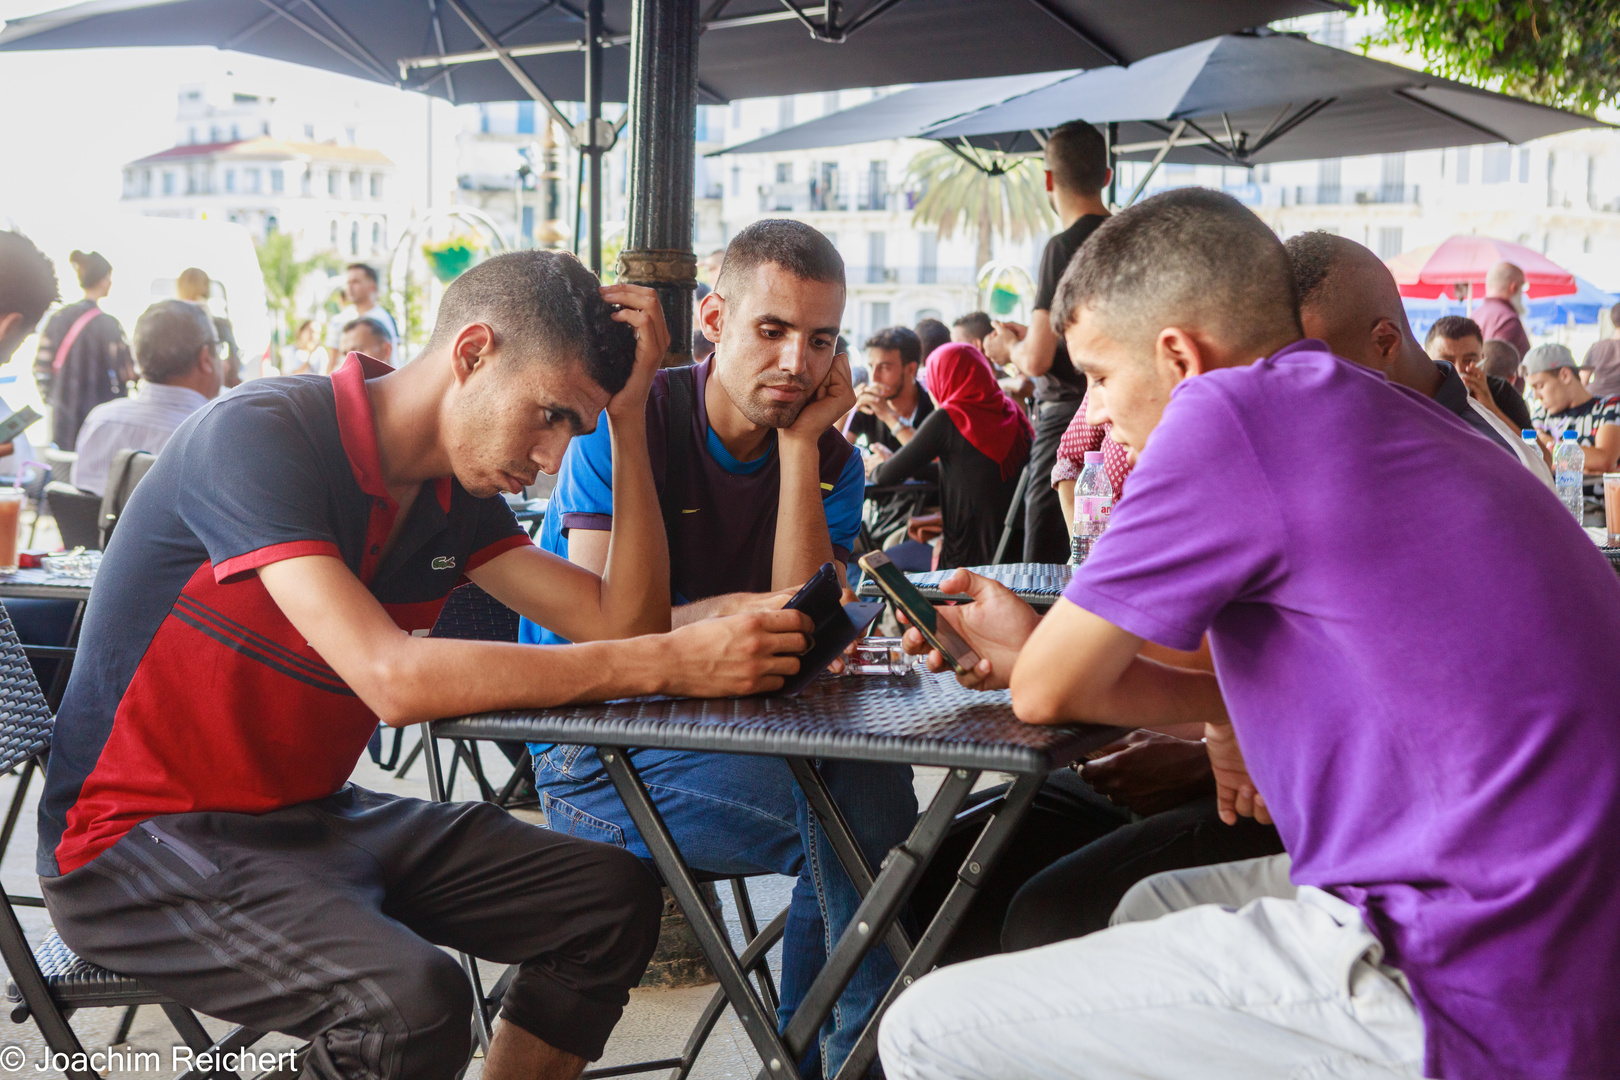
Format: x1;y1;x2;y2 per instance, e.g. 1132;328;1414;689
0;1;1343;105
718;30;1605;202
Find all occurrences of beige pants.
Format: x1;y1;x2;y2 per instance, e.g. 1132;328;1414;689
879;854;1426;1079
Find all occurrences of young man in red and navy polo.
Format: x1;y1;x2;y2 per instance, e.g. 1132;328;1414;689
36;251;814;1080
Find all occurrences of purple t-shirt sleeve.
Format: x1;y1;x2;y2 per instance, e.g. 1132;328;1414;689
1061;378;1289;651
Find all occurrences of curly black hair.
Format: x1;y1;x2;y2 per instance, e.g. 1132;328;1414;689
427;250;636;394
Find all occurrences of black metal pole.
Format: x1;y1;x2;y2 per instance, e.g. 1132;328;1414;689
1106;121;1118;209
585;0;604;275
620;0;699;366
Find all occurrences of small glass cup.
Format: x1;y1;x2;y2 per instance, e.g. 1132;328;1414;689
0;488;23;574
848;637;916;676
1603;473;1620;545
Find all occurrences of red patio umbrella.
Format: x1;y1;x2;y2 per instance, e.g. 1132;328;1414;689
1387;236;1577;299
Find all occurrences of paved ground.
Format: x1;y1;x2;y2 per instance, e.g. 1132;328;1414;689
0;714;951;1079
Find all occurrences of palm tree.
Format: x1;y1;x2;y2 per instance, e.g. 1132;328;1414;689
906;145;1055;272
255;232;336;344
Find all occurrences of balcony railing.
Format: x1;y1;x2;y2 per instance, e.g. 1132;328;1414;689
843;266;977;286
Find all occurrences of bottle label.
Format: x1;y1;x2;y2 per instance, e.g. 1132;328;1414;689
1078;496;1113;525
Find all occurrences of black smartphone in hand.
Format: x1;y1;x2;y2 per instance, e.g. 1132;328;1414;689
858;551;981;676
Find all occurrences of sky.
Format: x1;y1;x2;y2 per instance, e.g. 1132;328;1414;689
0;1;456;239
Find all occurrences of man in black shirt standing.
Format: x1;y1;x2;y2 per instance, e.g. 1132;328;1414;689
984;121;1112;563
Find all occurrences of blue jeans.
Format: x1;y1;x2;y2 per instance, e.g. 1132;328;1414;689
532;745;916;1078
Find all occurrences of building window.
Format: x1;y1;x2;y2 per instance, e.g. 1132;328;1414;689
775;162;793;183
1316;159;1340;204
730;165;740;196
864;300;890;337
370;174;383;199
345;126;357;145
731;101;742;126
1482;144;1512;184
331;220;339;246
1583;235;1593;254
266;214;278;234
224;169;236;193
1455;147;1471;184
328;171;339;196
271;168;284;193
163;171;175;196
187;126;197;144
245;168;261;193
1377;227;1403;259
301;170;312;196
140;169;152;197
186;169;197;195
372;222;383;249
866;231;886;284
350;221;360;255
517;101;535;134
777;96;795;130
1380;154;1404;203
350;171;363;199
304;123;315;139
230;123;240;140
918;231;937;284
1518;148;1531;182
261;120;271;136
210;125;222;142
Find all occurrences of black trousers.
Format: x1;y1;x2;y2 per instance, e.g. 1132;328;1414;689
42;786;662;1080
911;771;1285;964
1024;400;1080;563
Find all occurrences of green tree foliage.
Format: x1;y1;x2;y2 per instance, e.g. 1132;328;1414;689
905;146;1056;273
1366;1;1620;112
254;232;336;343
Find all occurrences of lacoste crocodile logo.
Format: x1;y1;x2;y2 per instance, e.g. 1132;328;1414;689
431;556;457;571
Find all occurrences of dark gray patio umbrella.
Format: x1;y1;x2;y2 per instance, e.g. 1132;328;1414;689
0;1;1343;105
719;30;1605;201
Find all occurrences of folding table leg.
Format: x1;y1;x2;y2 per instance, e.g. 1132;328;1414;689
832;770;1045;1080
597;747;803;1080
780;767;978;1070
785;758;913;969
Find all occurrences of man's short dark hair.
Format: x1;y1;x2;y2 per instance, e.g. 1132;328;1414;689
1283;231;1340;310
952;311;993;341
426;250;635;394
1610;301;1620;327
0;231;59;333
865;326;921;368
1051;187;1301;354
1044;121;1109;197
714;219;844;299
914;318;950;360
346;263;379;285
1480;338;1521;380
342;317;392;348
133;299;214;383
1425;315;1484;348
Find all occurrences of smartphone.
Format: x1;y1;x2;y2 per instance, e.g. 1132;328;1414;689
858;551;981;676
779;562;884;696
0;405;41;446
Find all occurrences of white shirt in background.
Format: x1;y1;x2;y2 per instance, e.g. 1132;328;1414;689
71;382;209;496
1468;397;1555;489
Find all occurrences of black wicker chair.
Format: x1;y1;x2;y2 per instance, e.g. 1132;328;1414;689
0;606;280;1080
416;586;787;1080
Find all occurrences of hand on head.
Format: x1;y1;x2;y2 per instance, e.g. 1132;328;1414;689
599;283;670;421
785;351;854;439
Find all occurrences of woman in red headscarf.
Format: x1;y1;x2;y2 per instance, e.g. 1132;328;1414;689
870;342;1032;568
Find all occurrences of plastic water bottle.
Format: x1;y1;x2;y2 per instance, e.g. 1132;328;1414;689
1070;451;1114;566
1554;430;1584;520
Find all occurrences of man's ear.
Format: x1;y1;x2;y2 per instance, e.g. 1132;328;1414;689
698;291;724;345
196;344;217;378
1371;318;1403;364
1045;169;1054;193
1154;326;1208;385
450;323;496;384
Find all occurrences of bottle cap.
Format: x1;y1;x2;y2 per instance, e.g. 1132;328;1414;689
1521;429;1535;439
1563;430;1580;440
1083;451;1105;464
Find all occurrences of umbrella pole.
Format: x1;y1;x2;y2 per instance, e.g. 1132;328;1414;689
621;0;700;367
1106;121;1118;209
586;0;604;275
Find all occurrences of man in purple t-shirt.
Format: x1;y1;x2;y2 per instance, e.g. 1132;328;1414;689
878;189;1620;1080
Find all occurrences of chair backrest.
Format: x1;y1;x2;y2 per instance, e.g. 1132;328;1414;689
431;583;520;643
98;449;156;548
0;606;54;775
44;483;102;551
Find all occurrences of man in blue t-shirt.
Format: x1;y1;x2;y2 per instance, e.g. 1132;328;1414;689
521;220;915;1078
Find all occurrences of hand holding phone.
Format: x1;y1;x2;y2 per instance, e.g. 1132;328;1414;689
858;552;982;676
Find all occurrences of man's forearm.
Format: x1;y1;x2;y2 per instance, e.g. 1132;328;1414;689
599;414;671;635
370;634;668;726
772;435;835;590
